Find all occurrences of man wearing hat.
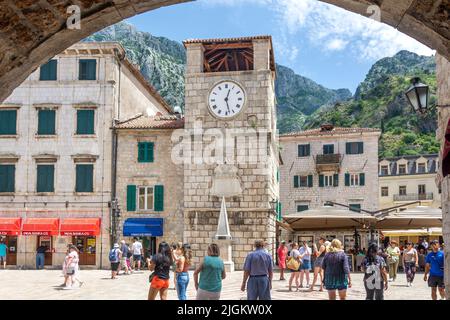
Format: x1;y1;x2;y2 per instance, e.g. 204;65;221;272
109;243;122;280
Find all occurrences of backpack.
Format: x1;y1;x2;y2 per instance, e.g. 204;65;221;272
109;249;119;263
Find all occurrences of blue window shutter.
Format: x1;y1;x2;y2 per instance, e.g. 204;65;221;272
360;173;365;186
308;175;313;187
345;173;350;186
37;165;54;193
294;176;299;188
0;165;15;192
154;185;164;212
38;110;56;135
127;185;137;212
40;60;57;81
319;175;324;187
0;110;17;135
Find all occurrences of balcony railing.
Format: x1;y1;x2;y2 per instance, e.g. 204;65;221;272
393;193;434;202
316;154;342;165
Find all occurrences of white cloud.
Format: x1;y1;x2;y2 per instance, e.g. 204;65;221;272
326;38;348;51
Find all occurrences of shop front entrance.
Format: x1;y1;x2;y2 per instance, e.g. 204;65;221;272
37;236;52;266
73;236;96;265
142;237;157;260
2;236;17;265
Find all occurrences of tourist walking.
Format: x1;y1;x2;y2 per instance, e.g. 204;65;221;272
0;238;7;269
171;243;181;290
322;239;352;300
109;243;122;280
386;240;400;282
424;240;446;300
403;242;418;287
241;240;273;300
175;243;192;300
287;242;301;291
299;241;312;288
148;242;173;300
277;241;288;281
36;244;48;270
120;240;131;275
194;243;226;300
309;237;326;292
361;243;388;300
63;245;80;289
131;238;143;271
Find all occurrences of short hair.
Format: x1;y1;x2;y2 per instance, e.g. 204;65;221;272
430;240;439;246
208;243;220;257
319;237;326;242
254;240;264;248
390;240;398;245
292;242;299;248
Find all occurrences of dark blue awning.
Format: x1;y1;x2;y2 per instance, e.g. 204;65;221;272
123;218;164;237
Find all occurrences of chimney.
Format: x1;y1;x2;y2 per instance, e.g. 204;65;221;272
321;124;334;132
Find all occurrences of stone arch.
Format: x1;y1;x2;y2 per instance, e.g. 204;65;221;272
0;0;449;102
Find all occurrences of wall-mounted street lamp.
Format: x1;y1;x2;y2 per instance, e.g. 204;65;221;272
405;77;429;114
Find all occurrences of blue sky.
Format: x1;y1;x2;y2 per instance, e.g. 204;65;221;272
127;0;434;94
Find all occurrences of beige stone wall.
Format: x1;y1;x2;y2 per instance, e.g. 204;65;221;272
280;133;380;215
183;39;279;269
116;129;184;246
436;53;450;297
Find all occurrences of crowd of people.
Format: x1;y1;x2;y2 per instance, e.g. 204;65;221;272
276;238;446;300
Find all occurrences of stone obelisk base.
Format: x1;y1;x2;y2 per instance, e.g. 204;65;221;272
214;237;234;272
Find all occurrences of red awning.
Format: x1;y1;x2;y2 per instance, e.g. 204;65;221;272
0;218;21;236
60;218;101;236
22;218;59;236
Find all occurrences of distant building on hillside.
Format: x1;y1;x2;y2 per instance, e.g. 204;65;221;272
379;154;441;210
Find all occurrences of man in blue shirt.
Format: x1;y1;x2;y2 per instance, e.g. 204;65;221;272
241;240;273;300
0;238;7;269
424;240;445;300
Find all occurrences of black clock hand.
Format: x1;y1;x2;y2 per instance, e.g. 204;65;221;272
225;89;231;112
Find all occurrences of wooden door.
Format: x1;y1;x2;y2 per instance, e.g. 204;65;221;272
37;236;52;265
73;236;96;265
5;236;17;265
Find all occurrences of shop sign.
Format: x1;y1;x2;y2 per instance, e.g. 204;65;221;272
23;231;51;236
87;238;96;247
61;231;92;236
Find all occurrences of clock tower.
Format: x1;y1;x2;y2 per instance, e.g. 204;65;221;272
182;36;279;270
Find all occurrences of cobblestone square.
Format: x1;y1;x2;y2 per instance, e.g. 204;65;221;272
0;269;434;300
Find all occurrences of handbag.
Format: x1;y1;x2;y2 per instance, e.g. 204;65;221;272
287;256;300;271
66;266;75;275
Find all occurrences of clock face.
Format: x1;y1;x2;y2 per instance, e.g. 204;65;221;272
208;81;246;119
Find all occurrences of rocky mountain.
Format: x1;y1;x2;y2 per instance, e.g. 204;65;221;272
305;51;438;157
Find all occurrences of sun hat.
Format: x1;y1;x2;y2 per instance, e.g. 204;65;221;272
113;243;119;248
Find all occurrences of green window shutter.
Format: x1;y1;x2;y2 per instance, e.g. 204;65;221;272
37;165;54;193
306;144;311;156
138;143;146;162
0;165;15;192
38;110;56;135
345;173;350;186
319;175;324;187
77;110;94;134
276;169;280;183
127;185;137;212
308;175;313;187
76;164;93;192
358;142;364;154
294;176;299;188
297;205;309;212
278;202;282;221
79;59;97;80
154;185;164;212
350;204;361;213
147;142;154;163
0;110;17;135
333;174;339;187
360;173;365;186
39;60;57;81
346;143;351;155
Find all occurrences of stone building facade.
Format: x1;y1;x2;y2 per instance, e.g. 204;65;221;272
0;42;169;269
379;154;441;210
279;126;381;251
436;53;450;296
182;37;280;269
114;114;185;256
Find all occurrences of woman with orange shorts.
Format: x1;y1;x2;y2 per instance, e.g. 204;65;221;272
148;242;173;300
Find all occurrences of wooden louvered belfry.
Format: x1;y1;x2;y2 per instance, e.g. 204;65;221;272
203;41;254;73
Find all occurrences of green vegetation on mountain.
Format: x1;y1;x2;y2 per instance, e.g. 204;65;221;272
86;23;439;158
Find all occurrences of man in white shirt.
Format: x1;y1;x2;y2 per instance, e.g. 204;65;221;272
131;238;143;271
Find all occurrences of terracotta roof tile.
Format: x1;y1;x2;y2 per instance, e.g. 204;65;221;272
115;114;184;130
183;35;272;45
280;127;381;138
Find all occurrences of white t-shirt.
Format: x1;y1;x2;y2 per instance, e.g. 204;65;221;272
132;241;143;255
290;249;300;259
299;246;312;261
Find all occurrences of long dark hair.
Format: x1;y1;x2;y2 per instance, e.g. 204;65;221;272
366;242;379;264
157;242;173;266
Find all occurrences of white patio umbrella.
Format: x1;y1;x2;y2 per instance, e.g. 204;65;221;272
283;205;376;231
375;206;442;230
